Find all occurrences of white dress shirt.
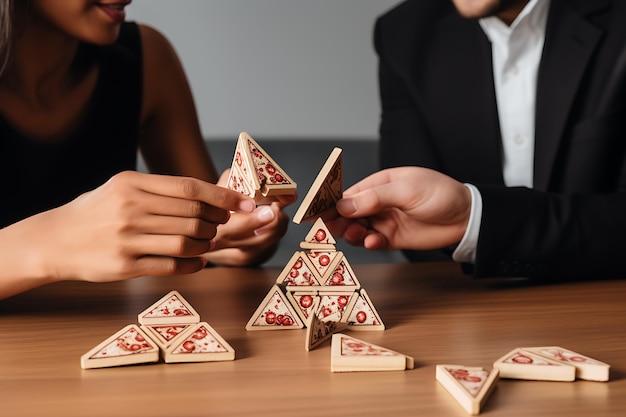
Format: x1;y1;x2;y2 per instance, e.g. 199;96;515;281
452;0;550;263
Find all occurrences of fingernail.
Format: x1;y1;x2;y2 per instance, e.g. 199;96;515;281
256;205;275;223
239;200;255;213
254;226;271;236
336;199;357;215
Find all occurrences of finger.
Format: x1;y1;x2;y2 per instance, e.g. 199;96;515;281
219;206;278;239
253;205;277;227
342;170;395;197
133;255;206;277
137;191;232;224
131;214;219;240
343;222;369;247
254;206;289;236
123;171;256;213
127;234;216;258
209;212;268;252
363;232;389;251
324;217;351;238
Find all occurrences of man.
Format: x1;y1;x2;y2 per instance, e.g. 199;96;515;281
330;0;626;280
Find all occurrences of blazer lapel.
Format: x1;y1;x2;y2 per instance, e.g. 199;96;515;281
534;0;606;191
419;13;504;184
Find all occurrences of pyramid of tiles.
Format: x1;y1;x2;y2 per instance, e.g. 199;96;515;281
82;291;235;369
246;218;385;331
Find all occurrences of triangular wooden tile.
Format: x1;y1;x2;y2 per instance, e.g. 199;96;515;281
293;147;342;224
304;250;342;282
227;158;256;198
228;133;260;195
305;311;347;352
275;251;322;287
315;291;357;322
493;348;576;381
300;217;336;250
320;257;361;290
436;365;499;415
246;285;304;331
164;322;235;363
286;291;320;324
522;346;610;382
138;290;200;325
344;289;385;330
241;132;296;197
330;333;412;372
140;324;192;351
81;324;160;369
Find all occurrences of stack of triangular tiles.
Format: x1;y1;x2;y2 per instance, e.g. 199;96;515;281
227;131;297;203
81;291;235;369
245;217;385;336
245;141;383;337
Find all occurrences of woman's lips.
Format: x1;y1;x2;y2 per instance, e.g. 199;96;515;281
96;2;130;24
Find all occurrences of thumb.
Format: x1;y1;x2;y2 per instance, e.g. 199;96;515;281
336;182;407;218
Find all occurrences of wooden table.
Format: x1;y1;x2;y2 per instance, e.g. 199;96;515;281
1;262;625;417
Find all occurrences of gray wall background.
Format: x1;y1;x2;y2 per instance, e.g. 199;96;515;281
126;0;403;140
127;1;408;266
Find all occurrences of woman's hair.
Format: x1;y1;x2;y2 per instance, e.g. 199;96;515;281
0;0;14;78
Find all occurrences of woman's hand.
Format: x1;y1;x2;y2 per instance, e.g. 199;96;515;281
201;169;296;266
0;171;256;298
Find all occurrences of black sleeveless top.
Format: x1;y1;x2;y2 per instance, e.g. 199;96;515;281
0;22;142;228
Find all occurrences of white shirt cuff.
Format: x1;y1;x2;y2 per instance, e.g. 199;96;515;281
452;183;482;264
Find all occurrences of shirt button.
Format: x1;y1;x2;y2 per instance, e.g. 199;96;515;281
509;65;519;76
514;135;525;145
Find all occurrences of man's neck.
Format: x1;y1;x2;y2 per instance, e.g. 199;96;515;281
497;1;530;25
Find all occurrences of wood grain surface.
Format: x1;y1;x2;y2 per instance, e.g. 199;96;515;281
1;262;624;417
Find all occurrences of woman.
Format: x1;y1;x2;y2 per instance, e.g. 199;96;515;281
0;0;293;299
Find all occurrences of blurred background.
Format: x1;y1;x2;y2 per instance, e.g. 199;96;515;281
128;0;406;266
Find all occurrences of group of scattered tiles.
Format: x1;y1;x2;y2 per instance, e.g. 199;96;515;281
437;346;610;415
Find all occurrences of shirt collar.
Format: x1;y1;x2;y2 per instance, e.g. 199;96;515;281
479;0;550;40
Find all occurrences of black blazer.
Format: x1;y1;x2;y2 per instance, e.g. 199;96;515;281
375;0;626;279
